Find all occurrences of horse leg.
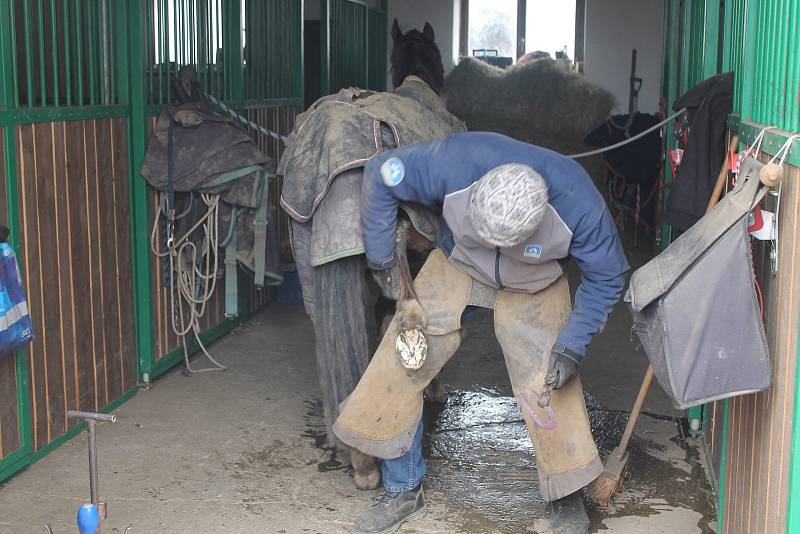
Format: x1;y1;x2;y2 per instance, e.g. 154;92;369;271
425;375;448;403
349;448;381;490
313;255;381;489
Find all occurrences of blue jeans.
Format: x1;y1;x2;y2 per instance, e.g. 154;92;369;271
381;419;426;492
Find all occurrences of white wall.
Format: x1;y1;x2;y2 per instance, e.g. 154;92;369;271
583;0;665;114
386;0;460;87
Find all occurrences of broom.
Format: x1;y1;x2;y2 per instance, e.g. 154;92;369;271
589;134;740;505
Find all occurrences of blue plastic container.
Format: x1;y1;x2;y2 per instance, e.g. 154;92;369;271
277;263;303;305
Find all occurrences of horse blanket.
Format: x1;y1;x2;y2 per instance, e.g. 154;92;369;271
279;79;466;273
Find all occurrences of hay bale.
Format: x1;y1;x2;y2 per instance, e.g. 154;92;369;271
443;57;615;155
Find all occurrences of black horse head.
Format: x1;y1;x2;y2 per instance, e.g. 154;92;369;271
390;19;445;94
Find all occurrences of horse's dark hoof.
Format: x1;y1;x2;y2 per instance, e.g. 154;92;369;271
424;377;448;403
350;449;381;491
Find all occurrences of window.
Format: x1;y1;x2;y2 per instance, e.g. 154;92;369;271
468;0;517;59
525;0;576;60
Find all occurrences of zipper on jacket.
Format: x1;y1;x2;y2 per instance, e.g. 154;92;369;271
494;246;504;288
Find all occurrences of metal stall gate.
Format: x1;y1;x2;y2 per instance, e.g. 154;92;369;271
0;0;304;483
661;1;800;532
130;0;303;382
321;0;388;95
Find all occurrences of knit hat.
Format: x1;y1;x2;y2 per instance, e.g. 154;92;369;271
469;163;549;248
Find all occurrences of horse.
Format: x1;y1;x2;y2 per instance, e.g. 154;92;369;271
279;19;465;490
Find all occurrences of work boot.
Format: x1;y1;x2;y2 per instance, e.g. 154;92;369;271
350;449;381;491
352;485;426;534
545;491;590;534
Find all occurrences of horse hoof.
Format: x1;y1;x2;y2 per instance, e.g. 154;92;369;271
350;450;381;491
424;379;448;403
354;467;381;490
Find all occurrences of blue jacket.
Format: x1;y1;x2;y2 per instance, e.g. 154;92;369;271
361;132;629;358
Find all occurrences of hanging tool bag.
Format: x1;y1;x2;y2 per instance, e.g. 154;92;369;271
0;235;34;360
625;158;771;409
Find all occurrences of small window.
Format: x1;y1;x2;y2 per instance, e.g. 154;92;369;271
468;0;517;60
525;1;576;60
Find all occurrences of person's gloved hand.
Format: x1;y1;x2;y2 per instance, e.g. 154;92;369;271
370;263;401;300
545;345;581;390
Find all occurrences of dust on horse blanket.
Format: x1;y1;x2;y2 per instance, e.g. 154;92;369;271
278;79;465;270
141;104;281;281
279;79;465;222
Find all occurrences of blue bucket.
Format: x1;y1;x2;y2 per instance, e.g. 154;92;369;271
277;263;303;305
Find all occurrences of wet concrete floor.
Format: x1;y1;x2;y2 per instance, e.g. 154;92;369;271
0;292;715;533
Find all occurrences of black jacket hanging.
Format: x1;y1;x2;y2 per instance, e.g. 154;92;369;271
664;72;733;231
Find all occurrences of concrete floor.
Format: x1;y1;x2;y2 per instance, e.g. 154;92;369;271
0;294;716;533
0;227;716;534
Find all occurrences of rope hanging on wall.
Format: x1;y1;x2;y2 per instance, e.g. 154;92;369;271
150;193;228;374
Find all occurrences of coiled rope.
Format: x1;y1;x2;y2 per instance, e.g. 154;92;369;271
151;193;227;374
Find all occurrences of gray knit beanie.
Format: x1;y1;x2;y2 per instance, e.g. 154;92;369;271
469;163;549;248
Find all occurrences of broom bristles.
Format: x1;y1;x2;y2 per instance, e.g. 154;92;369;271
589;469;623;506
589;458;628;506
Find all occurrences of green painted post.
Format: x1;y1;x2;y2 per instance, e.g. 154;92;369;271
321;0;330;96
296;0;305;109
657;0;681;254
787;315;800;534
0;0;33;469
126;0;155;384
738;0;759;122
224;0;243;104
717;399;730;531
785;0;799;132
366;8;371;90
721;0;734;73
701;0;719;78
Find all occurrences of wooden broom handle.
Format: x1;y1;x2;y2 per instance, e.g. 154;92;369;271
618;135;737;458
617;365;654;454
706;135;740;212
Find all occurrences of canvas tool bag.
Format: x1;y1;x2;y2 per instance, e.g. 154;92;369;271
625;158;771;409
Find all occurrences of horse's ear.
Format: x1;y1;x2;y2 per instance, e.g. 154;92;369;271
391;18;402;43
423;22;435;42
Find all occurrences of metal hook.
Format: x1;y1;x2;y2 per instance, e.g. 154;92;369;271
519;391;556;430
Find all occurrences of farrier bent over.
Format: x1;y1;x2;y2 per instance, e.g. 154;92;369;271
334;131;629;533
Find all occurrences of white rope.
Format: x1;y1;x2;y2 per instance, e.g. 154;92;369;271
151;193;227;373
767;133;800;166
566;108;688;159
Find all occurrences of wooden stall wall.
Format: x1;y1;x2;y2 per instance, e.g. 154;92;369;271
13;118;137;452
149;106;296;363
246;105;297;260
713;157;800;533
0;132;23;461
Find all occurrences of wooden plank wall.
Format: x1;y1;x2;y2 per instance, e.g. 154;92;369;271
715;157;800;533
13;119;137;452
150;106;296;361
0;130;23;461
